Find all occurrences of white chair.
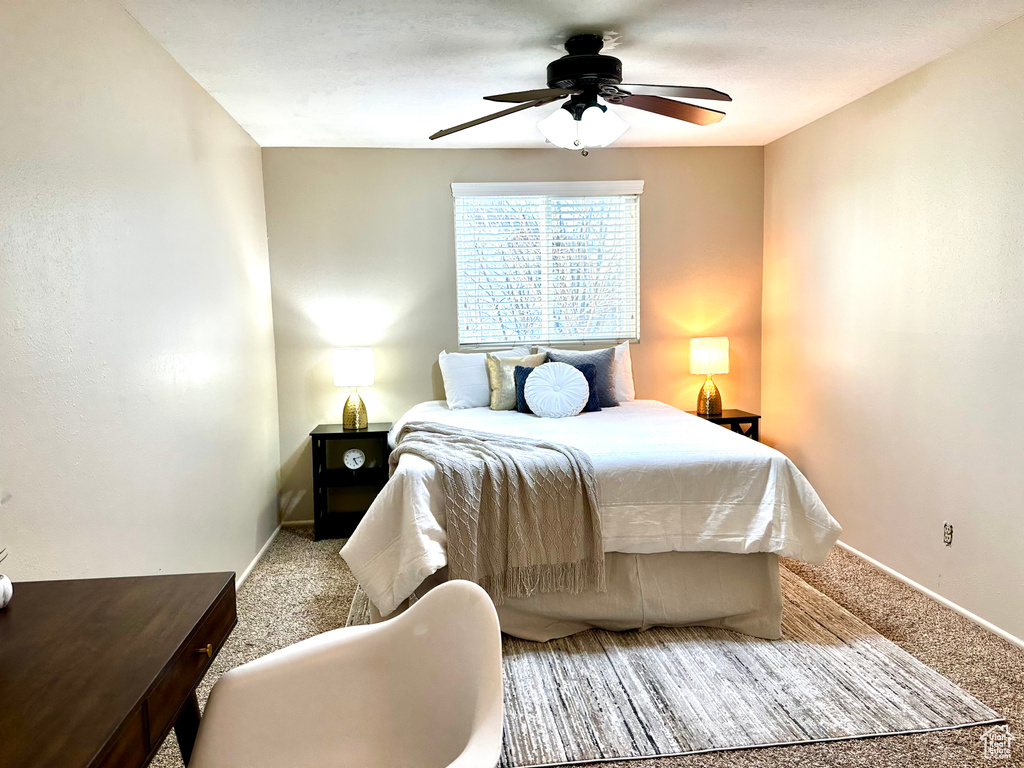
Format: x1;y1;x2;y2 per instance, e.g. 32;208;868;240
188;580;504;768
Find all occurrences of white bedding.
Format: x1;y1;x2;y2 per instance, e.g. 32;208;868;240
341;400;841;616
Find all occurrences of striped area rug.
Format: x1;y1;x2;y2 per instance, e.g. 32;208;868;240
347;566;1002;766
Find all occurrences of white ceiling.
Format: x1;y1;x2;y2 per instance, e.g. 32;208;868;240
120;0;1024;148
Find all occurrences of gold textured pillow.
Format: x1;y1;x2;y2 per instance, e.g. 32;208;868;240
486;353;547;410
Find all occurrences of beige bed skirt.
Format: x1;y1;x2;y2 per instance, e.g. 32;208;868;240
372;551;782;642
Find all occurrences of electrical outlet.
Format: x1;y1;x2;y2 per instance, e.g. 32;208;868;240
943;522;953;547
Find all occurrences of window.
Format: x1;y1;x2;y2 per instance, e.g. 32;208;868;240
452;180;642;348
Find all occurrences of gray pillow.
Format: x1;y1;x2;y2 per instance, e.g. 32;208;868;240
539;347;618;407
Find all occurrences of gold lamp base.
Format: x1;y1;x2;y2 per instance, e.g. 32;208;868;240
696;374;722;415
342;389;368;430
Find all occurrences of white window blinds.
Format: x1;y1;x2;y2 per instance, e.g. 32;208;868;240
452;180;642;348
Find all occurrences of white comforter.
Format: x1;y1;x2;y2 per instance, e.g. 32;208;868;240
342;400;841;616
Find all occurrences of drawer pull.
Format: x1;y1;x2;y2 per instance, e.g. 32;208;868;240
196;643;213;658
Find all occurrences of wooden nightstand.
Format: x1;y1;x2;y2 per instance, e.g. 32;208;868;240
686;409;761;441
310;422;392;540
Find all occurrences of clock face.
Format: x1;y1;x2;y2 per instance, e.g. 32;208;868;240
343;448;366;470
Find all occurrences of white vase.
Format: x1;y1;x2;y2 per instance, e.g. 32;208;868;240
0;575;12;609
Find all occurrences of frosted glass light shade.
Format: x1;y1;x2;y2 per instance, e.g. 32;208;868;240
538;104;629;149
537;107;577;149
690;337;729;375
333;347;374;387
578;105;629;147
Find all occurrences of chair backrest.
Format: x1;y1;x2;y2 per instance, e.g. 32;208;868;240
190;580;504;768
373;580;504;768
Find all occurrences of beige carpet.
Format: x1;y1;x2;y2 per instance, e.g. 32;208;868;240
152;527;1023;767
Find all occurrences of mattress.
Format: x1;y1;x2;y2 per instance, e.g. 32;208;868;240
342;399;841;616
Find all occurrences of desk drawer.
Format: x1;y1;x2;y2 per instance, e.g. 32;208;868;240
146;583;236;744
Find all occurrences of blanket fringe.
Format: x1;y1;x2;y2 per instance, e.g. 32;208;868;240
479;557;607;606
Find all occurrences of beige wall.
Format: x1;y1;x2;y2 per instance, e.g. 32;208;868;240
263;147;764;522
763;18;1024;638
0;1;280;580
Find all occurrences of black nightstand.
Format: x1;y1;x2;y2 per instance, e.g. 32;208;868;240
686;409;760;441
310;422;392;540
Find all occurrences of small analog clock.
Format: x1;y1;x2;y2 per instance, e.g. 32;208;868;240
343;448;366;470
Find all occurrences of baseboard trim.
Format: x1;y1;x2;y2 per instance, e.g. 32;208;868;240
237;525;281;589
837;540;1024;651
280;519;313;528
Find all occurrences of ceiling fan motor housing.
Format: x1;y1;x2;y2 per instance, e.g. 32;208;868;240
547;34;623;118
547;53;622;89
548;34;622;89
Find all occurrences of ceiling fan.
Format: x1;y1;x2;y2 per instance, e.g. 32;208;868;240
429;33;731;152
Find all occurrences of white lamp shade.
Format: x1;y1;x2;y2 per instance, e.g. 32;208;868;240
333;347;374;387
538;104;630;149
690;337;729;375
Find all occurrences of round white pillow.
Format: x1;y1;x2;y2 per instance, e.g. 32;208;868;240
0;574;12;610
524;362;589;418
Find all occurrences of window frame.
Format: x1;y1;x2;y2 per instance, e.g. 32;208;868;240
451;180;643;350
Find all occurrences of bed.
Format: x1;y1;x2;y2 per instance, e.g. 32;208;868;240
341;399;841;641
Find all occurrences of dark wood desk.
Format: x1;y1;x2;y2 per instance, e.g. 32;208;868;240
0;572;236;768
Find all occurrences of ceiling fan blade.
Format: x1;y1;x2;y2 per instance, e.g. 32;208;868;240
429;97;561;140
484;88;581;102
620;84;732;102
619;94;725;126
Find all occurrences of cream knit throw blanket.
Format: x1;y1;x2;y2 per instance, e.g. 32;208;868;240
391;421;606;605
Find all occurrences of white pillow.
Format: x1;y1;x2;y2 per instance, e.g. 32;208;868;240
524;362;589;418
439;347;530;409
613;341;636;401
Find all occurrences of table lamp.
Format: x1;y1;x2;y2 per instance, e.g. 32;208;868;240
690;337;729;415
333;347;374;430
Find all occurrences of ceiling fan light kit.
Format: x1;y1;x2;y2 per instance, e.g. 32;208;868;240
537;103;629;150
429;33;730;152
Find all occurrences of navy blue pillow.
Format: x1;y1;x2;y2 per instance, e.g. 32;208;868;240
516;363;600;414
542;347;618;407
573;363;601;413
514;365;537;414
